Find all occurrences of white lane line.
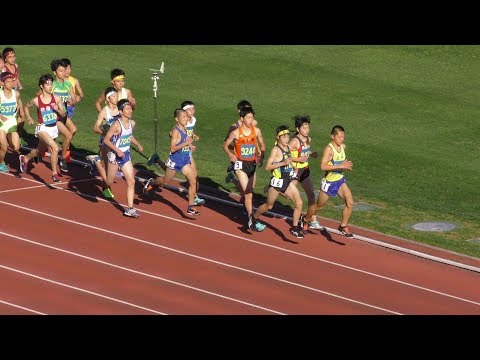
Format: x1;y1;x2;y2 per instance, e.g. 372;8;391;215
0;263;165;315
0;299;46;315
3;172;479;309
0;207;400;314
0;231;284;315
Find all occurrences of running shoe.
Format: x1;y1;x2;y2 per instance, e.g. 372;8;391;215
59;157;68;173
248;214;266;232
124;207;140;218
102;187;115;199
52;173;61;183
193;196;206;206
19;154;27;173
290;226;304;239
187;206;201;215
254;220;266;232
225;172;235;183
143;177;154;195
338;225;354;238
0;162;8;173
147;152;160;166
308;221;326;231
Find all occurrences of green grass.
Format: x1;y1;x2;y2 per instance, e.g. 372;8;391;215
13;45;480;258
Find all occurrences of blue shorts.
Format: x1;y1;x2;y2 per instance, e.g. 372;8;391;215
67;105;75;118
107;149;131;168
165;156;191;172
320;177;346;197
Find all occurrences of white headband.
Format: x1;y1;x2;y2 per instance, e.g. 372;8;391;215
106;91;116;99
182;104;194;110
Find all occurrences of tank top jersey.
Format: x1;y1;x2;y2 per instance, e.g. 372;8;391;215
169;125;190;163
325;143;346;182
52;79;72;109
0;89;18;120
117;88;127;100
99;106;120;145
185;116;196;137
291;135;311;169
234;125;257;162
37;94;58;125
66;75;76;95
272;145;295;179
111;118;133;153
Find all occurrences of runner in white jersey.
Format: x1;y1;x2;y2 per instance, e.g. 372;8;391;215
88;87;120;198
103;98;144;218
0;72;24;172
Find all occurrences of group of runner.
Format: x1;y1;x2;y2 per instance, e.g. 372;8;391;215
0;49;355;237
221;100;355;239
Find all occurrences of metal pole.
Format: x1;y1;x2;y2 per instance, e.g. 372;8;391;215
147;62;165;167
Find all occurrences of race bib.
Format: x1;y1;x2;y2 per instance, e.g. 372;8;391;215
107;151;117;164
320;178;331;192
270;177;284;188
233;160;243;170
165;158;176;169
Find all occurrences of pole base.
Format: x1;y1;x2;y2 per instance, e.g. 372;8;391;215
147;152;160;166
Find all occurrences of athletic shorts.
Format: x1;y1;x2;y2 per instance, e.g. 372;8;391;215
35;123;59;140
320;177;346;197
268;175;293;193
57;114;68;125
165;156;191;172
107;149;131;168
0;116;17;134
296;166;310;183
233;160;257;178
67;105;75;118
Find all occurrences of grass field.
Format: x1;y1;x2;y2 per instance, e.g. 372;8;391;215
12;45;480;259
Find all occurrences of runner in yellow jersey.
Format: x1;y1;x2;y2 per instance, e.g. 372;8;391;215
302;125;354;237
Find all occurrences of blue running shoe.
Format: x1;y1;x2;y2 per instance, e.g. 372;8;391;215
193;196;205;206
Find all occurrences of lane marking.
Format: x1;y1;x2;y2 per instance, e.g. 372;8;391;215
0;231;284;315
0;263;166;315
0;299;45;315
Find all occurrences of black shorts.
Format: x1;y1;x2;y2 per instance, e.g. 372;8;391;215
236;160;257;178
296;166;310;183
57;114;68;125
268;175;293;193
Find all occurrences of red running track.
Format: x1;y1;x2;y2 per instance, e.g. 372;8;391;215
1;156;480;315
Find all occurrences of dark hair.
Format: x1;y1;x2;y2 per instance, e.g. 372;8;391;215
50;59;68;72
331;125;345;135
104;86;118;97
293;115;310;131
239;106;254;118
276;125;290;135
2;47;15;61
174;107;185;118
61;58;72;66
117;98;131;110
110;68;125;79
181;100;195;109
0;71;14;82
38;74;54;87
237;100;252;110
